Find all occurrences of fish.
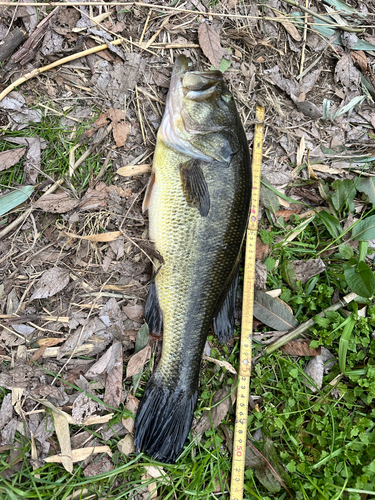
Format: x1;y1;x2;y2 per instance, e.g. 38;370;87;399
134;54;252;463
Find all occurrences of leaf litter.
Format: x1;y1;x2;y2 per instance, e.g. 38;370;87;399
0;0;375;497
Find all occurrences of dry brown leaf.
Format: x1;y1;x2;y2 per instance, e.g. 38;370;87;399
193;388;230;434
52;410;72;473
291;258;326;284
35;193;79;213
126;344;151;378
83;455;114;477
30;267;70;301
117;434;135;456
78;182;109;211
92;109;130;147
275;13;301;41
0;148;26;171
122;395;138;432
44;446;112;464
123;304;144;322
335;53;360;89
117;164;152;177
151;69;170;88
103;342;124;408
351;50;368;74
303;348;336;392
62;230;122;242
275;209;302;222
143;466;167;499
256;236;269;260
125;394;139;413
281;339;321;356
109;109;130;148
198;22;223;70
203;355;237;374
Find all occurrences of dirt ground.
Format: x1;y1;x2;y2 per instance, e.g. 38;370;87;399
0;0;375;493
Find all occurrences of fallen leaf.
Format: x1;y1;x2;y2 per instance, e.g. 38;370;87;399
203;355;237;374
78;182;109;211
0;148;26;171
0;394;12;432
351;50;368;73
117;434;135;456
255;260;267;290
303;347;336;392
152;69;171;88
52;409;72;472
44;446;112;464
281;339;321;356
245;438;292;494
35;193;79;213
0;185;35;217
256;236;269;260
291;258;326;284
124;304;145;323
30;267;70;300
103;342;124;408
253;290;299;331
276;13;301;41
126;344;151;378
194;388;230;434
198;22;223;70
83;455;114;477
117;164;152;177
335;53;360;89
122;394;139;432
92;109;130;147
275;209;301;221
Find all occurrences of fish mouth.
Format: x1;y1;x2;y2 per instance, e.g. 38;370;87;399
159;55;226;161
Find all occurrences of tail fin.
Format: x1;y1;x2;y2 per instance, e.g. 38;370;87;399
134;375;198;463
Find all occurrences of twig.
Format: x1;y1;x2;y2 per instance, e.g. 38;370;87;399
139;8;152;45
299;0;309;77
135;86;146;145
265;292;358;355
143;14;171;49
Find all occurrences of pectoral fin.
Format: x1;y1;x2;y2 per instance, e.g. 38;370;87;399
213;265;239;343
145;283;163;336
180;160;210;217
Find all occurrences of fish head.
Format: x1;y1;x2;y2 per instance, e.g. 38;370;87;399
160;55;242;164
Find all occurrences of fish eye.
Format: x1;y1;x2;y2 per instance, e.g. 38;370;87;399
221;92;233;103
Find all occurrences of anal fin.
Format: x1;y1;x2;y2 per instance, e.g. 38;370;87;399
145;283;163;336
213;265;239;344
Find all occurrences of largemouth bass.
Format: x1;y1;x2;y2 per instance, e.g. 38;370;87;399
134;55;251;463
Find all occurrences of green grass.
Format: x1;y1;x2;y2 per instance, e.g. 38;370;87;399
0;109;110;195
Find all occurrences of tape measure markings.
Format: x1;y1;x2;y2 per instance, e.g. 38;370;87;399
230;105;264;500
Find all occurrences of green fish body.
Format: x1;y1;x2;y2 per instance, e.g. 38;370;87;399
134;55;251;463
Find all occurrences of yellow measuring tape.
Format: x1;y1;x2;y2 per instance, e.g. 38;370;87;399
230;105;265;500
